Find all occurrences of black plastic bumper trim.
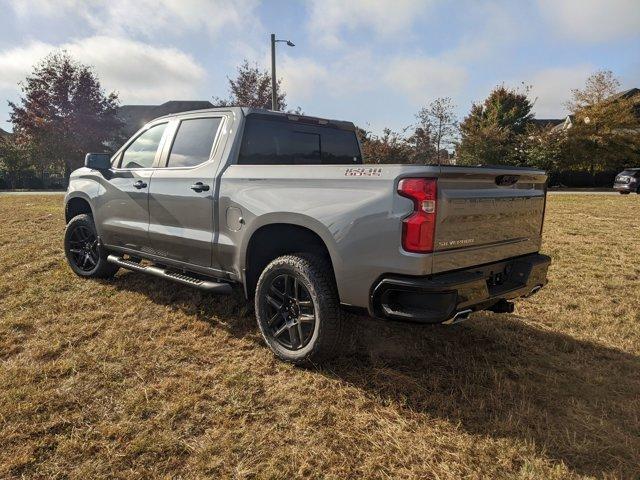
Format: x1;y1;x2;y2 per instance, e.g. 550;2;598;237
370;253;551;323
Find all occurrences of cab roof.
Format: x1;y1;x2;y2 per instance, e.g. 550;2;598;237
153;106;356;131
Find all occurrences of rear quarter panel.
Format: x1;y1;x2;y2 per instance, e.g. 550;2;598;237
217;165;437;308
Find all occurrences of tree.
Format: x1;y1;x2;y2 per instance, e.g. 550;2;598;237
563;70;640;173
359;124;441;165
9;52;122;178
213;60;288;110
405;126;437;164
457;85;534;165
565;70;620;112
416;97;458;164
359;128;416;164
521;124;569;173
0;136;34;188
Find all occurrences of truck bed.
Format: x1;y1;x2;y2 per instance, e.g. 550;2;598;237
218;163;547;311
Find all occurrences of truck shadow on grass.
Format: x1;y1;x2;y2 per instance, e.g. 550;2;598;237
331;313;640;478
110;272;640;479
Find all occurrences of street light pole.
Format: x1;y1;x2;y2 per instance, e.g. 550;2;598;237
270;33;295;111
270;34;277;111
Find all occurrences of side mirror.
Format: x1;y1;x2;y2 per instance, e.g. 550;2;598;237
85;153;111;170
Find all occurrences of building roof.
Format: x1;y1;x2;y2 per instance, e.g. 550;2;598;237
611;88;640;101
117;100;215;136
531;118;564;128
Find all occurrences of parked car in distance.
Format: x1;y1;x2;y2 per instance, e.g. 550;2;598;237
613;168;640;194
64;107;551;364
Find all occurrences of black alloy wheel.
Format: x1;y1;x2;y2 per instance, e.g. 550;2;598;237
64;214;119;278
68;224;99;272
261;273;316;350
255;254;343;364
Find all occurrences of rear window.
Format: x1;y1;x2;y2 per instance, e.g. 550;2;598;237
238;116;362;165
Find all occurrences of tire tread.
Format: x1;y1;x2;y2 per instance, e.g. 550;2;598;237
255;253;343;364
64;214;119;279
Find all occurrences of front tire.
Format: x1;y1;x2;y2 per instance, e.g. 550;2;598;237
64;214;119;278
255;254;343;364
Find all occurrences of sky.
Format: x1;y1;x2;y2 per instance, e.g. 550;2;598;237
0;0;638;134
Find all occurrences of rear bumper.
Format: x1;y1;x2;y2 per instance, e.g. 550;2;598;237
613;183;635;192
370;253;551;323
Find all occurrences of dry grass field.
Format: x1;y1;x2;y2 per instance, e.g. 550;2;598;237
0;194;639;479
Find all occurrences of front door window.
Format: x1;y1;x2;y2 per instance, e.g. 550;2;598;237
120;123;167;169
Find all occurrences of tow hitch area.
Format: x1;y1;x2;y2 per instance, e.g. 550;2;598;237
488;299;515;314
370;253;550;324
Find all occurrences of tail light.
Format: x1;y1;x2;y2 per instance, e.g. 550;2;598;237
398;178;437;253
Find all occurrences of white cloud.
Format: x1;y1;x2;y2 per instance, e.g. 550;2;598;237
307;0;435;47
280;49;382;100
274;50;468;118
279;56;329;101
520;65;593;118
538;0;640;42
0;41;54;90
444;2;520;63
384;56;468;103
8;0;77;18
0;36;207;104
7;0;261;37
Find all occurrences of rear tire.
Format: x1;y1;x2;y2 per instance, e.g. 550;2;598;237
255;254;343;364
620;191;630;195
64;214;119;279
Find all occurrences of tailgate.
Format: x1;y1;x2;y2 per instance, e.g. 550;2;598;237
433;167;547;274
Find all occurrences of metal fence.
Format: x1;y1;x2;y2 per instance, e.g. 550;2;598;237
0;170;68;190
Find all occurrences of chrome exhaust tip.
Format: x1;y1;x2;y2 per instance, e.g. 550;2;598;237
442;308;473;325
528;285;542;297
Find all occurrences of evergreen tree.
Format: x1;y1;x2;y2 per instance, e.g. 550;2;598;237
213;60;288;110
457;85;534;165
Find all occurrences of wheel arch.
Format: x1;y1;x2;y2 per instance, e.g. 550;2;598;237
242;218;340;299
65;194;94;224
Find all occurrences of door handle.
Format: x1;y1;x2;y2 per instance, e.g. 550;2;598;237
190;182;210;192
133;180;147;189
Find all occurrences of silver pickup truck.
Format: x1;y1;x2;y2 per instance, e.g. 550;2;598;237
64;107;550;363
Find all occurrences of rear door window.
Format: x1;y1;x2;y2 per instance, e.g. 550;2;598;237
238;116;361;165
166;117;222;168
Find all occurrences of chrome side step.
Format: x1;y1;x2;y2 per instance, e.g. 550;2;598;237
442;308;473;325
107;255;233;295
